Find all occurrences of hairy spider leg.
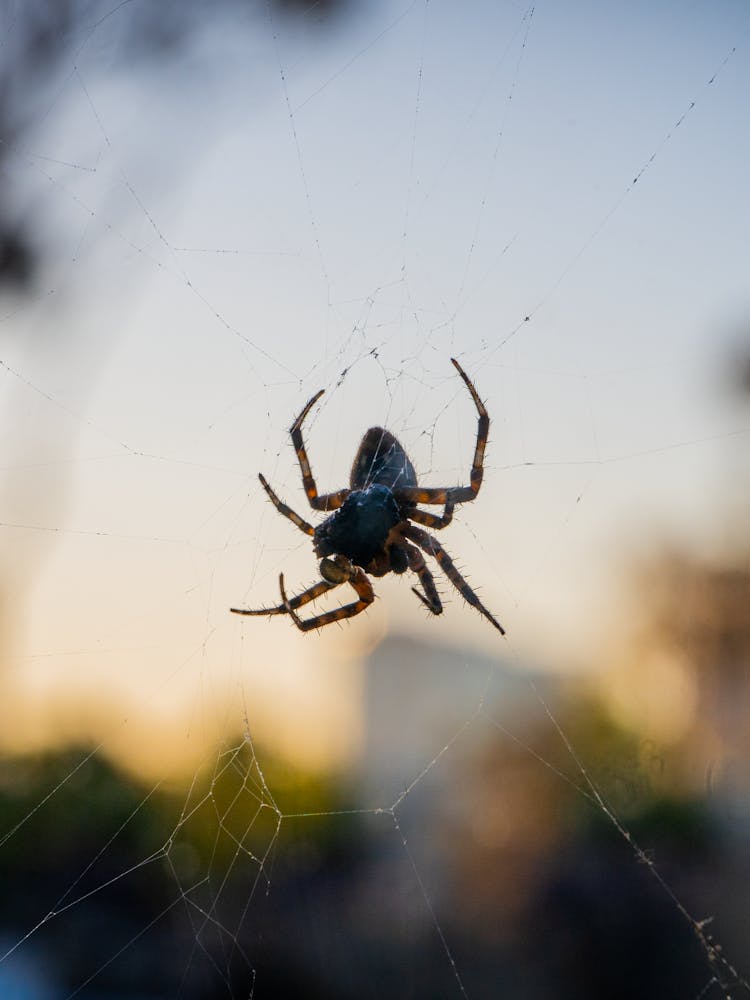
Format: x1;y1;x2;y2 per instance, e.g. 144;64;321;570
407;500;455;530
258;473;314;536
279;567;374;632
404;523;505;634
231;578;337;617
393;357;488;508
290;388;351;512
404;542;443;614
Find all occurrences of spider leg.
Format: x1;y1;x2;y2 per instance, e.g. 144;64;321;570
404;524;505;634
280;566;374;632
392;357;489;508
290;388;351;512
407;500;454;530
258;473;314;536
231;578;338;617
402;541;442;614
452;357;488;499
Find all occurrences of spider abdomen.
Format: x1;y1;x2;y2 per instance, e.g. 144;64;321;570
314;484;400;568
350;427;417;490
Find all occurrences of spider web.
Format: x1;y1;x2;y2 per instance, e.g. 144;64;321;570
1;1;749;997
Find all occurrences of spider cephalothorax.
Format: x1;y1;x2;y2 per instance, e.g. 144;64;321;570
231;358;505;634
313;484;403;574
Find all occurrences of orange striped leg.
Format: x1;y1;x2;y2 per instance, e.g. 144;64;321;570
451;356;489;498
405;542;442;614
231;578;337;617
393;357;488;508
258;473;314;536
404;524;505;634
407;500;454;530
289;388;350;512
279;568;374;632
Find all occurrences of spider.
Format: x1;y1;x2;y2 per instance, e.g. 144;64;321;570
231;358;505;634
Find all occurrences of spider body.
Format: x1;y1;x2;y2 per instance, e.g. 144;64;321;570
231;358;505;634
350;427;417;491
313;483;404;575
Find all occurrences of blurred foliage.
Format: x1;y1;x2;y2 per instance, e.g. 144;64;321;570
0;738;362;996
555;694;717;857
435;670;744;998
0;735;357;870
0;693;746;997
1;544;748;995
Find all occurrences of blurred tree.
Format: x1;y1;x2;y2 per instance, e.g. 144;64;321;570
0;739;361;997
601;551;750;801
0;0;354;293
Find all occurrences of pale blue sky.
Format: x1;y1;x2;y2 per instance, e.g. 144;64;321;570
1;0;748;765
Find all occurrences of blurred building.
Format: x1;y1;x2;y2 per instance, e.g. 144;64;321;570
359;633;553;807
357;634;567;946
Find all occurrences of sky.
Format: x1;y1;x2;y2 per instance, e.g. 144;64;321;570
1;0;748;776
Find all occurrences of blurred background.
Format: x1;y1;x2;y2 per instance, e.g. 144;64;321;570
0;1;749;997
